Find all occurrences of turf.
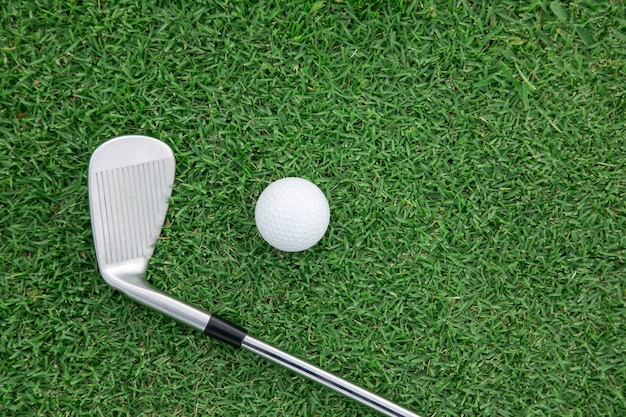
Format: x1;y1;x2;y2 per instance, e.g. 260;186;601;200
1;0;625;416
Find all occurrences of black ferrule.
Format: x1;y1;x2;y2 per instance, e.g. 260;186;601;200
204;315;247;347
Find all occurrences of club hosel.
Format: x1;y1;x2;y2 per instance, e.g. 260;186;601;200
106;273;213;332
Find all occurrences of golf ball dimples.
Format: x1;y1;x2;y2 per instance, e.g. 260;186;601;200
255;177;330;252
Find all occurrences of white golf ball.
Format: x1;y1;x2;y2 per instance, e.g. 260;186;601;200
255;177;330;252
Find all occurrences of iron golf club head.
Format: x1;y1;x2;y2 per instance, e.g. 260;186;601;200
89;135;174;283
88;135;212;330
88;135;420;417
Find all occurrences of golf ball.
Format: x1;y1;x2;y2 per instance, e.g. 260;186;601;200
255;177;330;252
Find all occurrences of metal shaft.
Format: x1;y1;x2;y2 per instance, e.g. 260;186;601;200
112;281;419;416
111;280;419;416
242;336;420;417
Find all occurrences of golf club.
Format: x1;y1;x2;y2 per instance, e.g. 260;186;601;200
88;135;420;417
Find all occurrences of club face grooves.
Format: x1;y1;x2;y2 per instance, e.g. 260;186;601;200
88;135;175;276
92;159;172;266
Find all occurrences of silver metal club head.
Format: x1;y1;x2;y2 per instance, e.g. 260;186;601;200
89;135;174;277
88;135;211;331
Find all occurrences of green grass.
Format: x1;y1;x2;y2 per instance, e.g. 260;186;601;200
1;0;625;416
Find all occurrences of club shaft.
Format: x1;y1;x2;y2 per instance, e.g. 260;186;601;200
117;285;418;416
135;288;419;415
241;336;420;417
126;289;419;416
